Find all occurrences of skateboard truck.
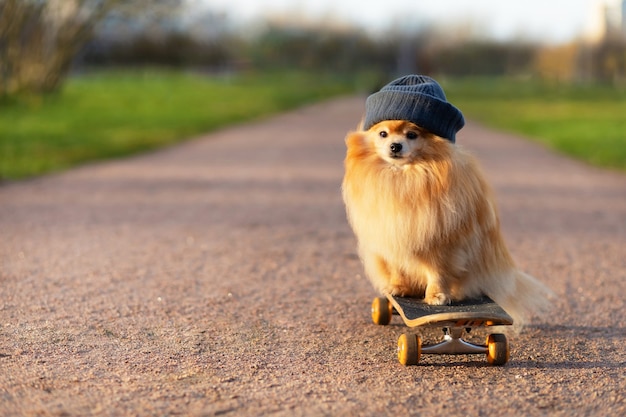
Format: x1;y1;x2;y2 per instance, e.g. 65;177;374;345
422;327;487;355
372;296;511;366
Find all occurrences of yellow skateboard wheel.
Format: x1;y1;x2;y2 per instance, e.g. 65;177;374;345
398;333;421;366
486;333;509;366
371;297;392;325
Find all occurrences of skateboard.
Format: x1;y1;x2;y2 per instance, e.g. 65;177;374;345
371;294;513;366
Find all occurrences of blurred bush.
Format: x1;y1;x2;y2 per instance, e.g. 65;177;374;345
0;0;183;99
0;0;106;97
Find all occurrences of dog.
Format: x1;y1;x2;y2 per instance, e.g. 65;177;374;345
342;77;552;325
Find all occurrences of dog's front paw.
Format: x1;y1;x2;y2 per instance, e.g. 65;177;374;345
424;292;451;305
387;286;412;297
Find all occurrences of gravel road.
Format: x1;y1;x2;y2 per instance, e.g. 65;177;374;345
1;96;625;416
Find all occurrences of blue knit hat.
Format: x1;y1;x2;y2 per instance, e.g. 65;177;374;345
363;75;465;143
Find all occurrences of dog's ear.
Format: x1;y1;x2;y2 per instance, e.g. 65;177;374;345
344;131;366;147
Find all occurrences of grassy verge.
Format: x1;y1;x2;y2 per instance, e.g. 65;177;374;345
0;70;358;180
442;78;626;171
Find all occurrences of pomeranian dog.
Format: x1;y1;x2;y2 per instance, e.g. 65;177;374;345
342;75;551;324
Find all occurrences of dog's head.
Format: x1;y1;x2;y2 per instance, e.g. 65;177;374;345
366;120;451;166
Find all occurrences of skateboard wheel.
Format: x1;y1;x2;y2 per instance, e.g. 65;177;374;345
371;297;392;325
486;333;509;366
397;333;421;366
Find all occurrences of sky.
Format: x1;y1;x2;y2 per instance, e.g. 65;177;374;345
194;0;621;44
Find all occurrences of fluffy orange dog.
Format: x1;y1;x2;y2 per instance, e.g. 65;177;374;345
342;75;551;324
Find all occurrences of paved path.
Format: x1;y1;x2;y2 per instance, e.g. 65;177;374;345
1;97;625;416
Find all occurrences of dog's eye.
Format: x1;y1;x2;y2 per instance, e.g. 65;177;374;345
379;131;388;138
406;131;418;140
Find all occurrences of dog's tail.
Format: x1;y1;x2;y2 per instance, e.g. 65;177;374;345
486;269;554;331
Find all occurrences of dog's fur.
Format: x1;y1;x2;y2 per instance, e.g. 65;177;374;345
342;120;552;325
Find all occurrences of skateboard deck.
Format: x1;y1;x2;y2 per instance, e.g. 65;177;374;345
388;294;513;328
371;294;513;366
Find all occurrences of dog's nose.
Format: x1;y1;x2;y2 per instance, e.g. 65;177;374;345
390;143;403;153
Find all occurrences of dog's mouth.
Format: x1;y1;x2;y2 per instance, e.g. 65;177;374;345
389;152;404;159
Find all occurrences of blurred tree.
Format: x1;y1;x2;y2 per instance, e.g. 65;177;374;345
0;0;182;98
249;23;396;75
82;7;238;70
431;40;536;77
534;43;579;83
590;38;626;84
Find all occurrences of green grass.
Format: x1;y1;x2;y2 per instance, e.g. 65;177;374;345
442;78;626;171
0;70;357;180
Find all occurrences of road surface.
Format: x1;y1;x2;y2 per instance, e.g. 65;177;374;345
1;96;625;416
